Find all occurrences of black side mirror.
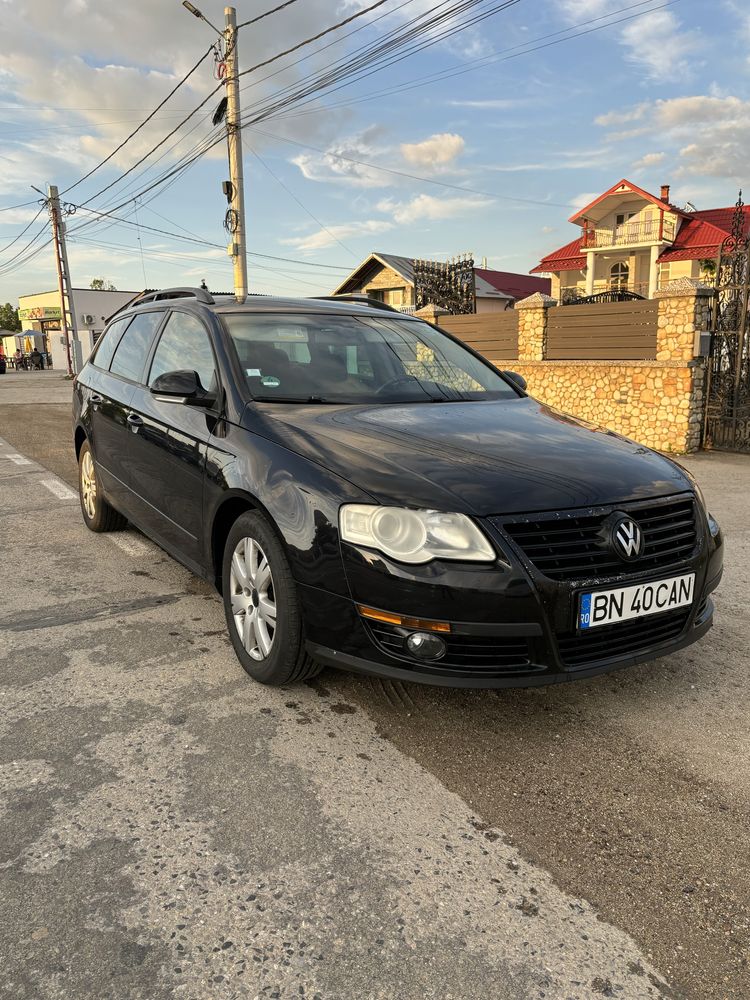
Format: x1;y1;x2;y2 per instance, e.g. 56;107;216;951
503;370;527;391
150;370;215;407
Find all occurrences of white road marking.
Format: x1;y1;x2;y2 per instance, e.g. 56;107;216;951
40;478;78;501
108;533;151;556
2;453;31;465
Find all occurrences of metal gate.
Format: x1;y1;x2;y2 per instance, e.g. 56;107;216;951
704;194;750;451
413;254;476;315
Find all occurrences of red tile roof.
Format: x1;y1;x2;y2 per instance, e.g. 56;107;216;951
530;237;586;274
475;268;550;299
531;206;750;274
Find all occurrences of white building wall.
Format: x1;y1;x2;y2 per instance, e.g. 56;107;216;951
19;287;137;372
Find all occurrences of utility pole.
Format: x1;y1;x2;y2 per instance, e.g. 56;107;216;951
182;2;248;302
223;6;248;303
46;185;78;377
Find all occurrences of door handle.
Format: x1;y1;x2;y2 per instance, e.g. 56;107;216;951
90;394;103;406
127;413;144;430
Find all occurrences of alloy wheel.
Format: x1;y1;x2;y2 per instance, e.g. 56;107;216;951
81;450;97;520
229;537;277;660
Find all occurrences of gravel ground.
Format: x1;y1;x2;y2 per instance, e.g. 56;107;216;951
0;370;748;998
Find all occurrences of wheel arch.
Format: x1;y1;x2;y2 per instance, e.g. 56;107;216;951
210;490;284;591
74;424;87;460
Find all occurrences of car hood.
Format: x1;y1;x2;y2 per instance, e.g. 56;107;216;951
246;397;692;516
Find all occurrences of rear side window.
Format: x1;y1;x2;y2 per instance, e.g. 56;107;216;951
91;316;130;371
109;311;163;382
148;311;216;391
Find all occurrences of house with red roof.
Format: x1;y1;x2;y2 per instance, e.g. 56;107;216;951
531;179;750;303
332;252;550;312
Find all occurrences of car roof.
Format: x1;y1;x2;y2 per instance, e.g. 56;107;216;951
112;288;415;323
212;296;409;318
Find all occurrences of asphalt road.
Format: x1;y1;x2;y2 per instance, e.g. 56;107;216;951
0;370;748;999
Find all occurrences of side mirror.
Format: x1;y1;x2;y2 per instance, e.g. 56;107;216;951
150;370;215;407
503;370;527;391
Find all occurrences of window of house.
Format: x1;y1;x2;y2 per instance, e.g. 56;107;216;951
109;311;163;382
610;261;630;289
616;212;636;227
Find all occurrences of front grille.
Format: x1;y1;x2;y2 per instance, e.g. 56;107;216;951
501;494;698;582
557;609;690;668
366;622;537;675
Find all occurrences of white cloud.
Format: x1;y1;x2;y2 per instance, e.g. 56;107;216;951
597;95;750;181
570;191;599;211
377;193;491;226
559;2;701;82
281;219;394;253
633;151;666;170
400;134;465;170
447;99;525;110
291;127;391;189
0;0;352;198
620;10;701;82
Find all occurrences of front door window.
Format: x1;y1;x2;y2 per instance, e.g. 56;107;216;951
610;261;629;291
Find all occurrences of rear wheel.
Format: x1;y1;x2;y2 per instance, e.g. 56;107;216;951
78;439;127;532
222;511;321;685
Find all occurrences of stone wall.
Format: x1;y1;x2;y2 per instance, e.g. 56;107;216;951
418;278;712;453
509;278;711;454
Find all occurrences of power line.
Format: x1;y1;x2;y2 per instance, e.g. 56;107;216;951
0;199;38;214
67;203;352;270
60;44;215;197
0;204;45;253
72;0;399;211
235;1;520;125
249;126;573;208
249;147;358;258
277;0;681;120
237;0;303;29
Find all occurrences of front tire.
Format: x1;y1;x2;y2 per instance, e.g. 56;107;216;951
222;511;321;685
78;439;127;532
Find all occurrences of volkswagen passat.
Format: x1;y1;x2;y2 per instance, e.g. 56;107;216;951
72;288;723;687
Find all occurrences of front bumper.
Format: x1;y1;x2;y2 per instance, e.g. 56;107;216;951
307;598;715;688
298;493;724;688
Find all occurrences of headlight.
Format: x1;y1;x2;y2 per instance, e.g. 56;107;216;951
339;504;496;564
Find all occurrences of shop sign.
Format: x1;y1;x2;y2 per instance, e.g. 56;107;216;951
18;306;62;320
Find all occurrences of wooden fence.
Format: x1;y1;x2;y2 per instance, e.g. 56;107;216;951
546;300;657;360
438;312;518;360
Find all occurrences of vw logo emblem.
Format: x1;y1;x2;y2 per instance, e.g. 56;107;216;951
611;516;644;561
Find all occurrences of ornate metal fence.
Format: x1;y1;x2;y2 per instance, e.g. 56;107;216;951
704;194;750;451
413;255;476;315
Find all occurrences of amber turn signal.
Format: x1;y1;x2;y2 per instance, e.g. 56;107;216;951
356;605;451;633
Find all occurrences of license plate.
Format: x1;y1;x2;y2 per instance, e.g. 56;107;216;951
578;573;695;630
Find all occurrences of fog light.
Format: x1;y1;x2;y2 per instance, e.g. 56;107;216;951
406;631;446;660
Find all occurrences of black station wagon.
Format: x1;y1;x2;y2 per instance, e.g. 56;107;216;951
72;287;723;687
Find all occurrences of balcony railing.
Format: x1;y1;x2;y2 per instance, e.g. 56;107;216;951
581;217;676;249
561;280;650;304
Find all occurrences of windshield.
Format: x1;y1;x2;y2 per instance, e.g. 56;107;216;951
222;312;519;404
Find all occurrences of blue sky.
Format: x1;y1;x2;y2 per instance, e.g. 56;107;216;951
1;0;749;303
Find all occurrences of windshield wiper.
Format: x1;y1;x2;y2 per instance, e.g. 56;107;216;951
252;395;332;403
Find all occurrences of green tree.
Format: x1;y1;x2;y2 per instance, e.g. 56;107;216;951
0;302;21;331
90;278;117;291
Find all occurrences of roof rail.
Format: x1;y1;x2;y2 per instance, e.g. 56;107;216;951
134;286;215;306
313;293;400;313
